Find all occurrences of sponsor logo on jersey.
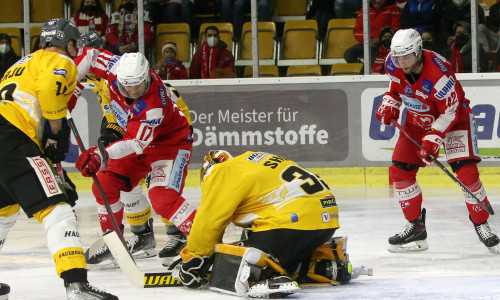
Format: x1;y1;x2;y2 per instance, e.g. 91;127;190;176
322;212;331;223
246;152;269;163
319;194;337;208
401;95;430;112
111;100;128;129
141;116;163;126
53;68;67;78
387;74;400;83
434;76;456;100
159;85;168;108
415;90;428;99
404;85;413;96
385;58;396;74
431;56;449;74
421;78;433;95
290;213;298;223
131;99;147;115
107;56;121;72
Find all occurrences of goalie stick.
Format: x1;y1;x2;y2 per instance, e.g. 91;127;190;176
103;231;373;288
390;119;494;215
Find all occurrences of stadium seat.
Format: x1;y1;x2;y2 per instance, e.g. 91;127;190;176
31;0;65;23
329;63;363;76
243;65;279;78
286;65;322;77
274;0;308;22
156;23;192;67
278;19;319;66
479;0;496;8
2;0;23;23
320;19;357;65
198;23;235;55
30;26;43;52
0;28;22;56
237;21;277;66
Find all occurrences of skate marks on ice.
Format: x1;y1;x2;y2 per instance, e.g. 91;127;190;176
1;188;500;299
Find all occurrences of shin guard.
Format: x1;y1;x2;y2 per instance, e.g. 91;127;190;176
121;185;152;227
456;163;490;224
390;165;422;221
0;205;20;252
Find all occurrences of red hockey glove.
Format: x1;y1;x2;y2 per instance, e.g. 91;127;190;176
417;130;445;164
376;95;402;126
75;146;106;177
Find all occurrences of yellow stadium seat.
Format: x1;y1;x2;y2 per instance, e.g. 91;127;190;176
244;65;279;78
329;63;363;76
198;23;235;54
320;18;357;65
31;0;65;23
30;26;43;52
286;65;322;77
2;0;23;23
156;23;192;67
479;0;496;8
0;28;22;56
278;19;319;66
237;21;277;66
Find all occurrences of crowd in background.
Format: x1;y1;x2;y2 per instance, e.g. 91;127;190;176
2;0;500;79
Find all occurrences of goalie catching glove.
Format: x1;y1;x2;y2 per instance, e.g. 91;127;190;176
75;145;107;177
42;120;71;164
417;129;445;164
375;95;402;126
172;247;212;288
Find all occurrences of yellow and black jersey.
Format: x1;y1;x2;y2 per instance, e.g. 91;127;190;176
0;50;78;147
88;77;118;125
166;85;192;127
187;151;340;257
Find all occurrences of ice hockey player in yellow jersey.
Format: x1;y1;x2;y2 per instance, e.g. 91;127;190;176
0;18;117;300
173;150;355;298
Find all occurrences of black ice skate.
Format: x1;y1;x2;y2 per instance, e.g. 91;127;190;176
388;208;428;252
247;275;300;298
471;217;500;254
0;282;10;300
85;239;116;270
127;218;157;259
65;282;118;300
159;231;186;267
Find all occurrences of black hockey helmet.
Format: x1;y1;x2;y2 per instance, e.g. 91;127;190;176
40;18;81;50
77;31;105;49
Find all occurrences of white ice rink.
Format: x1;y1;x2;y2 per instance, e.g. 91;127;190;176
1;186;500;299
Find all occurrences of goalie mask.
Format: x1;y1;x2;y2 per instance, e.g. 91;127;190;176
116;52;151;99
200;150;233;183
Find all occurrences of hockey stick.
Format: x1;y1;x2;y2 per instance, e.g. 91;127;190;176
66;109;128;244
390;119;494;215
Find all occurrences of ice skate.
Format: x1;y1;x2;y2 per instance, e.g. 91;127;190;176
471;217;499;254
159;231;186;267
127;218;157;259
247;275;300;298
388;208;428;252
0;283;10;300
85;239;117;270
65;282;118;300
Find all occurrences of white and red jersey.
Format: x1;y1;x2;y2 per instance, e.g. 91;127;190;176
74;48;192;159
384;49;471;134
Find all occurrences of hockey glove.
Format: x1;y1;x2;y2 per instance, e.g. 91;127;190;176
98;122;124;148
417;130;445;164
75;146;106;177
172;248;212;288
375;95;402;126
42;121;71;164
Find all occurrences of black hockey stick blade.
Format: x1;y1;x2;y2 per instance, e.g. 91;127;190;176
103;231;183;288
390;119;494;215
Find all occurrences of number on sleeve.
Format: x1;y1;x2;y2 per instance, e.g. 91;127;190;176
0;83;17;101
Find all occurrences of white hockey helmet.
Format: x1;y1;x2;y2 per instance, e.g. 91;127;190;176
200;150;233;183
116;52;151;98
390;29;423;58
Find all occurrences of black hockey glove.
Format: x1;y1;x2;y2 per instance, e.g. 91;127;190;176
98;122;124;148
62;169;78;207
172;250;212;288
42;120;71;164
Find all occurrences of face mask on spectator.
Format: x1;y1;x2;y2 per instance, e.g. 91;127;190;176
83;4;97;14
207;36;218;48
164;58;174;64
455;33;469;48
422;41;434;49
123;2;135;12
381;39;392;49
0;44;10;54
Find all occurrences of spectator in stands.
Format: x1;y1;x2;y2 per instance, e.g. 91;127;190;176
155;41;189;80
371;26;394;74
421;28;443;55
219;0;272;38
334;0;362;18
0;33;20;77
71;0;109;41
306;0;335;38
105;0;155;55
145;0;193;25
182;0;221;39
344;0;402;64
190;25;235;79
488;0;500;34
400;0;443;34
443;21;488;73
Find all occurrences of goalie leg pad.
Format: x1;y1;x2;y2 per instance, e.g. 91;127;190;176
0;205;20;252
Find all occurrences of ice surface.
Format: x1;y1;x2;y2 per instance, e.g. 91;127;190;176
1;187;499;299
